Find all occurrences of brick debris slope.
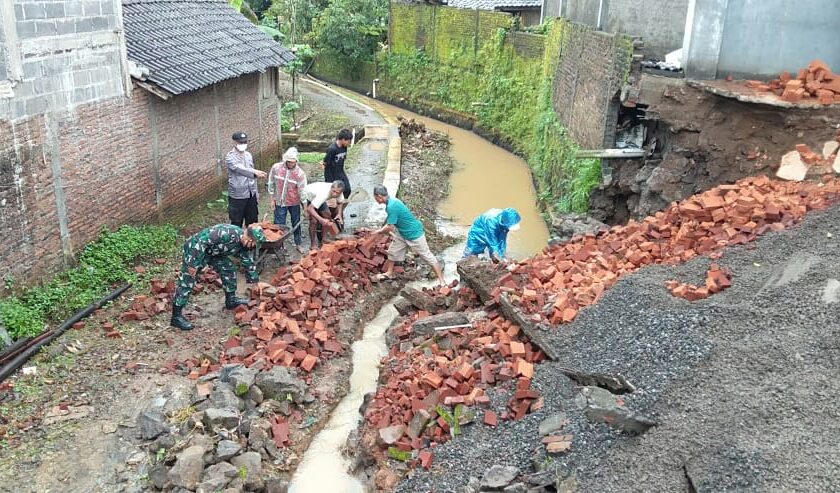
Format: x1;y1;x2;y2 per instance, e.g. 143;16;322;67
363;297;548;471
217;233;395;374
505;174;840;324
358;173;840;479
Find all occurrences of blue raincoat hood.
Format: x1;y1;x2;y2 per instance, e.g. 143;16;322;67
463;208;521;258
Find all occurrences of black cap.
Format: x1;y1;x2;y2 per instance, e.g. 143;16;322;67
232;132;248;143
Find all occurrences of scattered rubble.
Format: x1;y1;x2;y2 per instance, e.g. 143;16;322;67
171;233;395;378
361;301;547;470
775;135;840;181
548;212;609;245
743;60;840;104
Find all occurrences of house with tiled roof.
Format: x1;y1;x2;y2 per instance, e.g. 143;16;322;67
445;0;542;25
0;0;294;280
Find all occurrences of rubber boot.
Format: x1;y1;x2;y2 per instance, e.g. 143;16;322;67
170;304;193;331
224;291;249;310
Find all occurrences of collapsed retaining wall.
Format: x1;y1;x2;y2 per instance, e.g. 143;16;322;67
590;74;840;223
0;73;281;284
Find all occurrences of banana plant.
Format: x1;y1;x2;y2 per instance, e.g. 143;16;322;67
227;0;259;24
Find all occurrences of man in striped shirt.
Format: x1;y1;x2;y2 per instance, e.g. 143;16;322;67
267;147;307;253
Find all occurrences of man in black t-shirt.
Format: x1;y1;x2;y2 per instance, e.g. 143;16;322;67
321;128;352;199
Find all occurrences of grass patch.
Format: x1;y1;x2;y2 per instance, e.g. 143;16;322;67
297;151;323;164
0;225;179;341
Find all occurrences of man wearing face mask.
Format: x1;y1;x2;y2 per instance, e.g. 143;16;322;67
226;132;267;228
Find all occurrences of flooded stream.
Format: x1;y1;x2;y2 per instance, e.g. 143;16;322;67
366;99;550;259
289;83;548;492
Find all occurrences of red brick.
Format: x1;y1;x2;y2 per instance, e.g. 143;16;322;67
418;450;433;469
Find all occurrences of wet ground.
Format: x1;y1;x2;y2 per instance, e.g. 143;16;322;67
0;75;552;493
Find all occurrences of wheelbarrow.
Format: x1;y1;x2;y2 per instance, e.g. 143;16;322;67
253;220;303;273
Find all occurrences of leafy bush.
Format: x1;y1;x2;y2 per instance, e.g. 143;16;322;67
0;225;178;340
311;0;387;69
280;101;301;132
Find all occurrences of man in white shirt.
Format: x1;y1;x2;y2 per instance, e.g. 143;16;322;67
302;180;347;248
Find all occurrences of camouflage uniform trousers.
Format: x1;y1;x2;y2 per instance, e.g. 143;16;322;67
173;244;238;307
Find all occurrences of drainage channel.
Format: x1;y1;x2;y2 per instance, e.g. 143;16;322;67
288;246;464;493
289;86;548;491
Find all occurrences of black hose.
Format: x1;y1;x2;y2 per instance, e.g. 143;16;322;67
0;336;34;364
0;284;131;383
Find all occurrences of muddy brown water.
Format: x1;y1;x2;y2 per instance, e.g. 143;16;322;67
366;99;550;259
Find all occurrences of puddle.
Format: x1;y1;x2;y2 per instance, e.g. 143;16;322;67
289;246;463;493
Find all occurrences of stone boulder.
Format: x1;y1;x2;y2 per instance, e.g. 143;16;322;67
548;212;608;245
255;367;306;403
137;410;168;440
167;445;206;490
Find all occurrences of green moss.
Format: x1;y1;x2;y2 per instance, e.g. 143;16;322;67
321;7;633;215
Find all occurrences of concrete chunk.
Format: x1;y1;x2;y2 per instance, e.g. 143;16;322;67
411;312;469;337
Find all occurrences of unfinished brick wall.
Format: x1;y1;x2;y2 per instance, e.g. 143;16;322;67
0;73;282;283
0;116;65;280
551;25;633;149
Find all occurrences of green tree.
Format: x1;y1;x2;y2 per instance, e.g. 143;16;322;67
311;0;388;68
227;0;260;23
266;0;329;44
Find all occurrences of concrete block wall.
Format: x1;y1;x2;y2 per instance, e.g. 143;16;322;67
551;24;634;149
562;0;689;58
0;0;125;121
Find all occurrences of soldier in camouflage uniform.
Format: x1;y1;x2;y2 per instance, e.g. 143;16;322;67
170;224;266;330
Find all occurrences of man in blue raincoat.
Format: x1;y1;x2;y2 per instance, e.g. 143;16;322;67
463;208;522;262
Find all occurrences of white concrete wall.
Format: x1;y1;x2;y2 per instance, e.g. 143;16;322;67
0;0;126;120
684;0;840;79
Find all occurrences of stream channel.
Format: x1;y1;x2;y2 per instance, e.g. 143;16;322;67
289;97;548;492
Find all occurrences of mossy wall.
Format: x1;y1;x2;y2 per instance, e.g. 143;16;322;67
318;3;635;213
311;53;377;94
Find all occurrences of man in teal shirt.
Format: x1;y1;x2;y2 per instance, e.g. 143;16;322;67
368;185;445;285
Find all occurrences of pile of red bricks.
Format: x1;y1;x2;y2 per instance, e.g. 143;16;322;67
666;264;732;301
745;60;840;104
212;234;393;375
255;221;286;243
506;175;840;324
363;309;545;469
120;260;225;324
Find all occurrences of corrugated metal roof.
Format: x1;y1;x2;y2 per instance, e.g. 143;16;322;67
123;0;295;95
445;0;541;10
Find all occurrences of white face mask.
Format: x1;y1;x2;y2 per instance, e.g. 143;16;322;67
236;143;248;152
